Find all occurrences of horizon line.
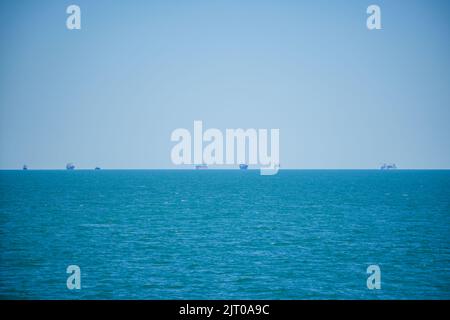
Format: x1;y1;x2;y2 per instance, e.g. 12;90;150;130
1;168;450;171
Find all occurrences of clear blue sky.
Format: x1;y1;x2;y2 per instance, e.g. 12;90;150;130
0;0;449;169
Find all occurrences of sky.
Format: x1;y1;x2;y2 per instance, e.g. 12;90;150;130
0;0;449;169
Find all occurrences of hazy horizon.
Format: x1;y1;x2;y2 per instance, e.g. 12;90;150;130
2;167;450;171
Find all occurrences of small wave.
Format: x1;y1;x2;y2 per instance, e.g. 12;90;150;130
79;223;115;228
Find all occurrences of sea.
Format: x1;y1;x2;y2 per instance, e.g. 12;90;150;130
0;170;449;299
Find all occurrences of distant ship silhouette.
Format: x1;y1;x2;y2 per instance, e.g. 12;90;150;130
66;163;75;170
239;164;248;170
381;163;397;170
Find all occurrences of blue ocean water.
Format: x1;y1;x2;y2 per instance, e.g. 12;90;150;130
0;170;449;299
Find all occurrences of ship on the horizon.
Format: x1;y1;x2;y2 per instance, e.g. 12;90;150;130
381;163;397;170
195;164;208;170
94;167;101;170
22;165;28;170
239;164;248;170
66;163;75;170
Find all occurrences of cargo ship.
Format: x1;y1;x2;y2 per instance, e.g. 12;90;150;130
239;164;248;170
66;163;75;170
380;163;397;170
195;164;208;170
